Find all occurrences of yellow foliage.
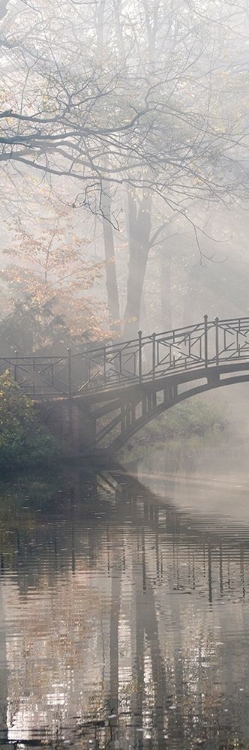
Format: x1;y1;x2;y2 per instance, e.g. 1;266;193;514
2;205;110;341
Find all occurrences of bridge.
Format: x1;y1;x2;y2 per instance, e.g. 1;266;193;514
1;315;249;453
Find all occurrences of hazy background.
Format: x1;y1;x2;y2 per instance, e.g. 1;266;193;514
1;0;249;429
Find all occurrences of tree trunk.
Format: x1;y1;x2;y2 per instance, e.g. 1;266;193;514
160;245;173;331
123;190;152;339
101;184;121;335
96;7;121;336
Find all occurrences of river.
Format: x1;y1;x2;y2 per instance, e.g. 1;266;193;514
1;438;249;749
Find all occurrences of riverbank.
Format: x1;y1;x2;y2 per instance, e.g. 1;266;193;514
0;373;229;475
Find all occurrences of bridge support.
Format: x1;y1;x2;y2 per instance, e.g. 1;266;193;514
36;399;96;456
70;401;96;454
16;315;249;455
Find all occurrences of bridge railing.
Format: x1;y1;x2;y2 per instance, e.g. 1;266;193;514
1;316;249;397
74;315;249;391
0;354;71;397
0;348;97;398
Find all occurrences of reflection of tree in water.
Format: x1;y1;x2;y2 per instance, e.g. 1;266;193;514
1;469;249;747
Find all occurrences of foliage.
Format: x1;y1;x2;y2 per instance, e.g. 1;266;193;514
0;371;60;470
0;198;109;353
0;0;249;337
135;397;228;444
120;398;228;470
162;399;227;439
0;294;67;354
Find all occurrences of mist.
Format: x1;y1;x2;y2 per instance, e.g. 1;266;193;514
1;1;249;748
0;0;249;344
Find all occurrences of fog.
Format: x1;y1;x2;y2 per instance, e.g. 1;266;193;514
0;0;249;343
1;0;249;468
2;5;249;746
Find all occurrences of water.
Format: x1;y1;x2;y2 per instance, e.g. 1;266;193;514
1;444;249;749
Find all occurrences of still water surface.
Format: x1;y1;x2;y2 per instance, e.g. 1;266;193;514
1;442;249;749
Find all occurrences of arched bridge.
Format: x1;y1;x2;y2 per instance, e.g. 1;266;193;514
2;315;249;453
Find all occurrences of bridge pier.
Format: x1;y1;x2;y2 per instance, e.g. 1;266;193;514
163;383;178;404
70;401;96;453
36;399;97;456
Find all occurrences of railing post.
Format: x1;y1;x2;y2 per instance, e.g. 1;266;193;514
67;348;72;431
204;315;208;368
152;333;156;380
138;330;142;384
215;317;219;365
14;350;18;383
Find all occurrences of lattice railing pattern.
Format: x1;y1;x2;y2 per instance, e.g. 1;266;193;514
1;316;249;398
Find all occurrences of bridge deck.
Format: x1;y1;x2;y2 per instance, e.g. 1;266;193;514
1;315;249;400
1;316;249;451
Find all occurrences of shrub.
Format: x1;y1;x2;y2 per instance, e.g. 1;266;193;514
136;397;228;443
0;371;60;471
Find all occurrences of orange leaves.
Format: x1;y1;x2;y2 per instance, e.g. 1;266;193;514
1;204;110;343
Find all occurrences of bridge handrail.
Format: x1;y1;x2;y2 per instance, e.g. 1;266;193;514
75;316;249;359
1;315;249;397
2;316;249;360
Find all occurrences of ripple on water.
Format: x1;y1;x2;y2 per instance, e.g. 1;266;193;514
1;461;249;749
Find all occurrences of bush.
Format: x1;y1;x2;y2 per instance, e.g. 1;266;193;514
161;398;227;439
136;397;228;444
0;371;60;471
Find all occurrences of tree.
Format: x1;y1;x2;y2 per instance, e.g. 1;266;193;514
82;0;249;335
0;197;106;353
1;0;249;337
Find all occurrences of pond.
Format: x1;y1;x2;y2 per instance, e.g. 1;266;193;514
1;438;249;749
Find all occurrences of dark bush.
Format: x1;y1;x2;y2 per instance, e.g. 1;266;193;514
0;371;60;471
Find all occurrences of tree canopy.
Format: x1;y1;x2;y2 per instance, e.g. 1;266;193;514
0;0;248;206
1;0;249;337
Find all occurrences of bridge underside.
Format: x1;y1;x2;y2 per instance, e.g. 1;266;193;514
75;361;249;453
3;316;249;456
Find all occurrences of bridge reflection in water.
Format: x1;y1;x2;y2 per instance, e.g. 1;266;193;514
1;316;249;451
0;467;249;748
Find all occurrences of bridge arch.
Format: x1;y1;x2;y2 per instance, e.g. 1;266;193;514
2;315;249;454
104;363;249;451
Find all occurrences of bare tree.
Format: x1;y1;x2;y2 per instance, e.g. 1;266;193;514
0;0;249;335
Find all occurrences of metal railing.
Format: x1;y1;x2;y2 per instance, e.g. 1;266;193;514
1;316;249;398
